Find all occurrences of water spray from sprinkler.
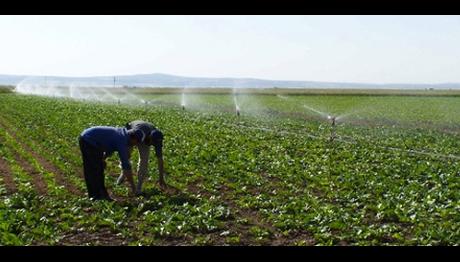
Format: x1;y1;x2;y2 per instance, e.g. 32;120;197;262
303;104;329;119
233;93;240;116
328;115;336;126
181;91;186;110
277;94;288;100
328;115;337;142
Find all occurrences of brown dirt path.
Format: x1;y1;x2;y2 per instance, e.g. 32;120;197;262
10;145;48;195
219;184;316;245
0;117;82;196
184;176;315;245
0;154;18;194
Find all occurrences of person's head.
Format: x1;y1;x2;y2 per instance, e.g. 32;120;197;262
127;129;146;146
145;129;163;147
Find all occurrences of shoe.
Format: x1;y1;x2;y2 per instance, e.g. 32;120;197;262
95;195;114;202
97;189;114;201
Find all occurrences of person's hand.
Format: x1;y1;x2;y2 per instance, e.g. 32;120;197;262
122;169;136;197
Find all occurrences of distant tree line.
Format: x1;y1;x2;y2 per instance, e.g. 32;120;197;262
0;85;14;93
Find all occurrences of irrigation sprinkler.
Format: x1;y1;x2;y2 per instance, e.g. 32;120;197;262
233;93;240;116
181;92;186;110
328;115;337;142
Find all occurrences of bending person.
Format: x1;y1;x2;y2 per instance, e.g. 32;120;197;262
116;120;166;195
78;126;145;200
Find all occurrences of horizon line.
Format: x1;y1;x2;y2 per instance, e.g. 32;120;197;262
1;72;459;86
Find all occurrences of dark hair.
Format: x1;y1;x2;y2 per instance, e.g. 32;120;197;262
127;129;145;142
150;129;163;142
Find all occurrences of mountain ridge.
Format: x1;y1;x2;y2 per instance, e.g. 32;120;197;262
1;73;459;89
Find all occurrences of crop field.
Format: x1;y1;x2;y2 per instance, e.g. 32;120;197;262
0;89;459;245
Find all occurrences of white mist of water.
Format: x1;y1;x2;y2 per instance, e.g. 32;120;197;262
118;88;143;104
302;104;330;119
181;92;186;107
233;94;240;111
232;87;241;117
16;77;67;98
15;77;145;105
335;113;352;122
335;107;374;122
277;94;288;100
230;79;269;117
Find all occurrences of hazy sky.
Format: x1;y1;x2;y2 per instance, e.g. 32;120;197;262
0;15;459;83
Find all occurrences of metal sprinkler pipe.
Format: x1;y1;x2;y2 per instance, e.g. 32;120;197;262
328;115;336;142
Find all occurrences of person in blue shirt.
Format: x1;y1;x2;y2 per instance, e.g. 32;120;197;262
78;126;145;200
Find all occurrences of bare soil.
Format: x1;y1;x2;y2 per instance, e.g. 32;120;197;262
0;154;17;194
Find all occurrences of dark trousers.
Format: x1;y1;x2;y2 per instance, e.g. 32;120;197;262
78;136;110;200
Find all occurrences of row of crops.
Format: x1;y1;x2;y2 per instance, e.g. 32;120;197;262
0;92;459;245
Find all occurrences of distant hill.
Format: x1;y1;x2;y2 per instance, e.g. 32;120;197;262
0;74;26;86
1;73;460;89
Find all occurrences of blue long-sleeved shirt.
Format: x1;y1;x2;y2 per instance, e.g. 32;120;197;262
80;126;132;170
